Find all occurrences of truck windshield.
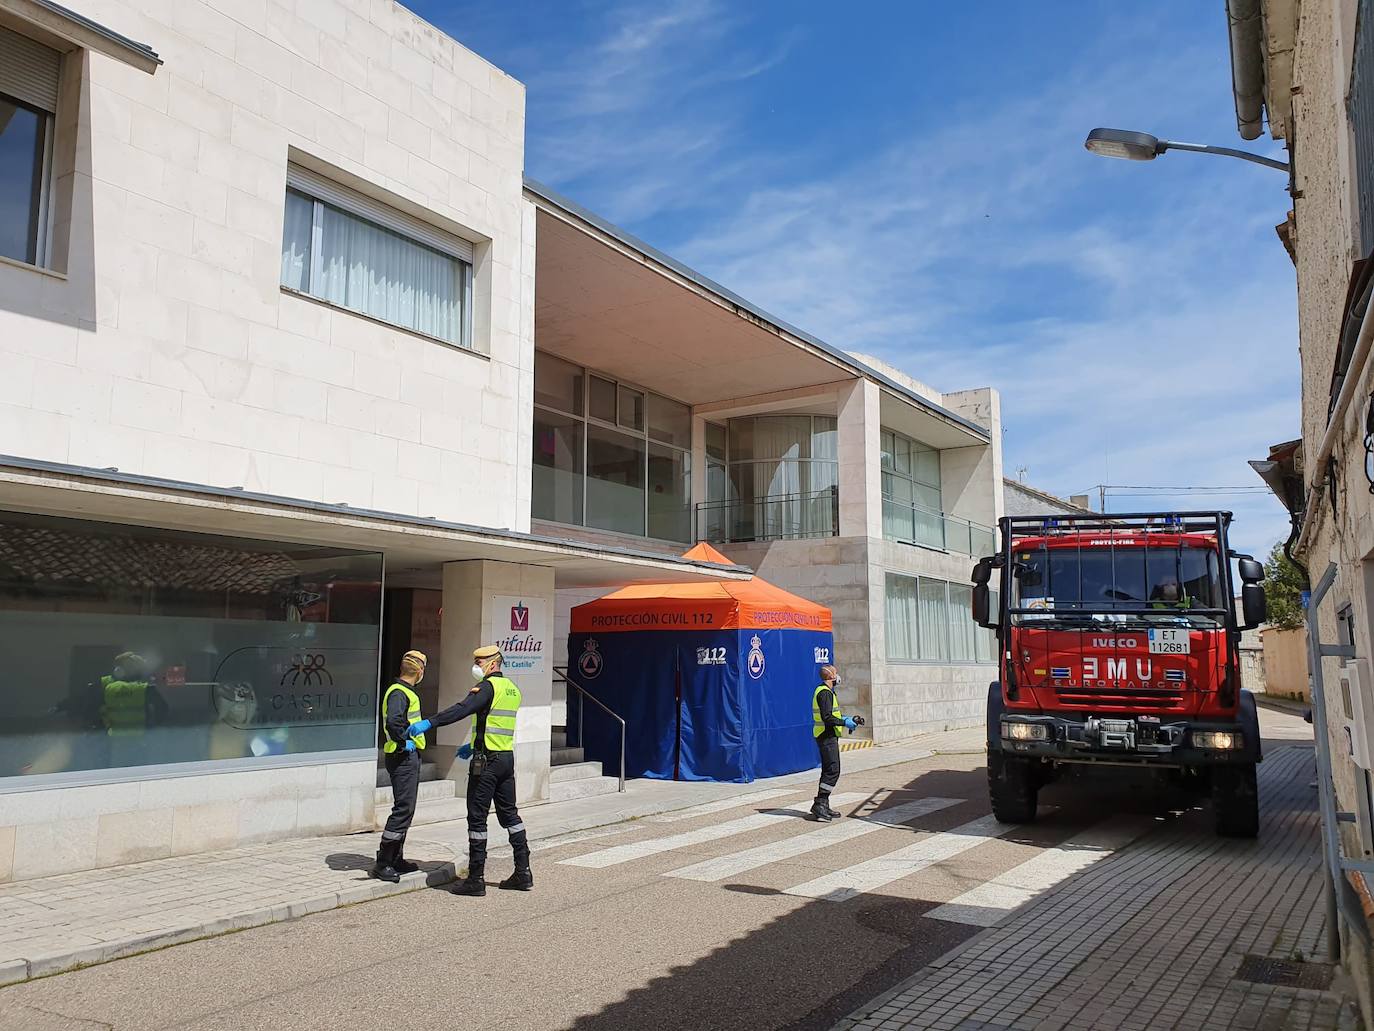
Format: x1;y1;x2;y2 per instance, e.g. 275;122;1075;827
1011;545;1223;628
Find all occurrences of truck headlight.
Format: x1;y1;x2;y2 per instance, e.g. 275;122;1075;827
1003;722;1049;742
1192;731;1241;750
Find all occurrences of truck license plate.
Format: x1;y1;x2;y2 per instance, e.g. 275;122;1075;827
1148;628;1190;654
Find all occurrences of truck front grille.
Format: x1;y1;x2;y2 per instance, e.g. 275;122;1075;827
1054;687;1187;711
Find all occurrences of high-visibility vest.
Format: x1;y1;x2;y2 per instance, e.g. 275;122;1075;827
101;676;147;736
472;675;521;753
813;683;842;739
382;682;426;752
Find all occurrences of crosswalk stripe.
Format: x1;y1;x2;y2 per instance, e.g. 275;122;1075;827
560;792;869;869
924;815;1153;926
784;813;1017;902
646;788;801;823
664;796;964;882
529;824;633;854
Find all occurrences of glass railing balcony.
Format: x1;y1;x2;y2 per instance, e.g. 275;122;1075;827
883;499;995;557
696;488;839;544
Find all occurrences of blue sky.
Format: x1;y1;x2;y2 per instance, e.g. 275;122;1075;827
411;0;1298;558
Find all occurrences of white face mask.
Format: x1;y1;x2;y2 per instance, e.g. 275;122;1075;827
832;676;842;687
471;663;485;682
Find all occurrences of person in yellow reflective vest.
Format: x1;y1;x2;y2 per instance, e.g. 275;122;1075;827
406;644;529;897
371;649;429;883
811;664;858;822
99;652;166;768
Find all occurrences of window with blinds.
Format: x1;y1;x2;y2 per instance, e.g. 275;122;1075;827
0;25;60;267
280;165;474;347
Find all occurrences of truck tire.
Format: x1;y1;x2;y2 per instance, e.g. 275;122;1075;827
1211;764;1259;838
988;751;1038;824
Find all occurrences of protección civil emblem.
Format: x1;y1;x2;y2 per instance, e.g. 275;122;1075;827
578;637;603;680
746;634;766;680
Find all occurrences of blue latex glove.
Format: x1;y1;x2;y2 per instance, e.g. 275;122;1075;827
407;719;432;737
403;739;417;753
456;743;473;760
842;716;858;732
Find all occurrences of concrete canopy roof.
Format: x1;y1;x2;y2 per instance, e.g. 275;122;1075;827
526;179;989;444
0;458;752;590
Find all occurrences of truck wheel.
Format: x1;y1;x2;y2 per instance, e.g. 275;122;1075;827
988;751;1038;824
1211;764;1259;838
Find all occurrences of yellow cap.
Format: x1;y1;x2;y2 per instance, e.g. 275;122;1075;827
400;650;427;675
473;645;502;661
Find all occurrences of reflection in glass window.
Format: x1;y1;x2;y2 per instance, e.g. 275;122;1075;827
0;511;383;781
586;425;646;536
0;95;50;266
534;352;584;415
532;411;583;525
648;442;690;543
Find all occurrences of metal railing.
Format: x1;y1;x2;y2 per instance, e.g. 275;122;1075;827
695;487;839;543
553;665;625;792
882;498;995;556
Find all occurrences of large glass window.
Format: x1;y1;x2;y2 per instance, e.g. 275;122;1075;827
280;179;472;347
710;415;839;541
531;352;692;542
0;511;383;781
0;27;60;267
881;428;942;546
885;572;994;664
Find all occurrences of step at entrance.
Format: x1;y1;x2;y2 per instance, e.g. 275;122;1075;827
376;761;439;789
551;746;585;765
375;778;456;807
549;761;604;785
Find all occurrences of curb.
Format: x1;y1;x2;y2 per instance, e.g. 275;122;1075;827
0;861;459;988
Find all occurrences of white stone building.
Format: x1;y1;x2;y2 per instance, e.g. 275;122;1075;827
0;0;1001;881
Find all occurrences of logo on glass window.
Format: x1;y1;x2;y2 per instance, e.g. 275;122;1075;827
510;600;530;632
578;638;603;680
747;635;766;680
281;654;334;687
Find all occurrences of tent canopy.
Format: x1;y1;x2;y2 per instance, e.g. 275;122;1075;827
570;543;831;634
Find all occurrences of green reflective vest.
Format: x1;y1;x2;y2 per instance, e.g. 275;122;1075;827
472;675;521;753
813;683;842;739
101;676;147;736
382;682;426;752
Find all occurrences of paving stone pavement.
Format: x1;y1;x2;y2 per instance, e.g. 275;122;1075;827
833;745;1362;1031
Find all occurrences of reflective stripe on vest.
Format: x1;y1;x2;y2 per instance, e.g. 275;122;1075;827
472;676;521;753
812;683;842;739
101;676;147;736
382;682;425;752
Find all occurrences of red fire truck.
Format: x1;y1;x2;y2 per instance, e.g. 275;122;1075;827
971;511;1268;837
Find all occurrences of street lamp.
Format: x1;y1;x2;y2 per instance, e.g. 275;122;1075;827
1084;127;1290;173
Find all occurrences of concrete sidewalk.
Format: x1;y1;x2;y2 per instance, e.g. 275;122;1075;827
0;727;983;986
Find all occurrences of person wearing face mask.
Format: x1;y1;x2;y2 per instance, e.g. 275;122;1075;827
811;664;858;822
371;649;430;882
404;645;529;896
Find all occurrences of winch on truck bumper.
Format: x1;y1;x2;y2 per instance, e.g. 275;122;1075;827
998;713;1257;764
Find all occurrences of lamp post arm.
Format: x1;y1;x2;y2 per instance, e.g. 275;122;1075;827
1157;139;1290;173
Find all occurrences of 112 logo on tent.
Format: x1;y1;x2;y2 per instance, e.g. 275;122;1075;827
696;647;727;666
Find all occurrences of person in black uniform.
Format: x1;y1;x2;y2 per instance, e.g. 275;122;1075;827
811;664;858;822
404;644;530;898
372;649;430;882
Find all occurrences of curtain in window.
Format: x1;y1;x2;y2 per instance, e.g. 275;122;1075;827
885;574;919;660
280;189;313;292
948;584;975;661
917;579;950;660
317;202;461;343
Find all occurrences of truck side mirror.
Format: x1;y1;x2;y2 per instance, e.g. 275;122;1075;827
972;582;997;630
1236;556;1263;584
1241;582;1267;630
971;556;995;586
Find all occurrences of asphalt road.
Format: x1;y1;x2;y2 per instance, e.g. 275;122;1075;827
0;708;1313;1031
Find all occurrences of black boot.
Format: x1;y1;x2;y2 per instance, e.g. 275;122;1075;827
451;862;486;896
822;801;842;819
499;866;533;891
369;840;402;882
808;801;833;822
393;837;419;876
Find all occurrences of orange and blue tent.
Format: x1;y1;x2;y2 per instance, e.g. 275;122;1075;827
568;544;834;783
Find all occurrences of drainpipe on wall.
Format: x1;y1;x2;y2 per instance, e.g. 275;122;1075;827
1226;0;1267;140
